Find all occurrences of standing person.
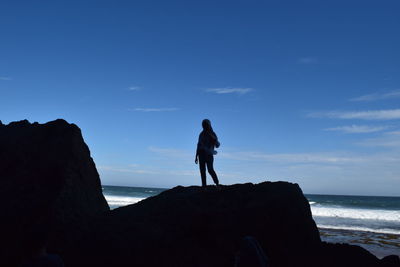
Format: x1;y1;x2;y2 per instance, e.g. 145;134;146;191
195;119;220;187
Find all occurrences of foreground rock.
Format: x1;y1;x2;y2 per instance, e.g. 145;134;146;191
65;182;320;266
0;119;109;266
1;119;398;267
63;182;395;267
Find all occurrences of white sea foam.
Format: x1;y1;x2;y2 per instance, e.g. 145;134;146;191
105;195;146;206
318;224;400;235
311;206;400;222
309;201;316;205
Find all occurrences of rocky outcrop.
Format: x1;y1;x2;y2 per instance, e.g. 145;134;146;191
65;183;399;267
66;182;320;267
318;242;378;267
0;119;109;265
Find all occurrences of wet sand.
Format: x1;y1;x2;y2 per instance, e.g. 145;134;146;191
319;227;400;258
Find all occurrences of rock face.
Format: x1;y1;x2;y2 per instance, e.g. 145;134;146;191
0;119;109;265
66;182;321;267
65;183;400;267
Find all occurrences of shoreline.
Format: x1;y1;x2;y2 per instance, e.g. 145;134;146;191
319;227;400;259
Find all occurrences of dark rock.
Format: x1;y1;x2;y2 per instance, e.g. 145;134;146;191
65;182;320;267
381;255;400;267
0;119;109;266
318;242;380;267
65;182;399;267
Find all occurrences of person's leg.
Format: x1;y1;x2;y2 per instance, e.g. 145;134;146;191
206;155;219;185
199;155;207;187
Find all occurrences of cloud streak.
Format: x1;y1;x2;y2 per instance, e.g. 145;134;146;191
309;109;400;120
0;76;11;81
358;131;400;148
324;125;389;134
350;90;400;102
132;108;179;112
220;151;366;164
128;86;141;91
148;146;398;165
206;87;253;95
148;146;191;158
298;57;318;64
98;165;160;175
98;165;197;176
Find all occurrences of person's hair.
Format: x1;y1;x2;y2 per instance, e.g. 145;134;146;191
202;119;212;131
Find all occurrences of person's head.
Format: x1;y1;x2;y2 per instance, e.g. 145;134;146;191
202;119;212;131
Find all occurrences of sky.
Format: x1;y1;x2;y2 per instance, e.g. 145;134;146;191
1;1;399;196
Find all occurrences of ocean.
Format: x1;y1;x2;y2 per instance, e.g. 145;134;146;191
102;185;400;257
103;185;165;209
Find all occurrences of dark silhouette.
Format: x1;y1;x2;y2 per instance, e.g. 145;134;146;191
58;182;399;267
20;214;64;267
0;119;109;266
195;119;220;186
3;119;400;267
235;236;270;267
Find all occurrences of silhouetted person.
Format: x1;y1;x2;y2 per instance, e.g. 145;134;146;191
195;119;220;186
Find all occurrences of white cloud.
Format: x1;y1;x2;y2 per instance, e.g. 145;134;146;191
0;76;11;80
324;125;389;133
128;86;141;91
206;87;254;95
148;146;397;166
132;108;179;112
219;151;366;164
298;57;318;64
98;165;160;175
98;165;197;177
99;145;400;195
150;146;360;164
148;146;191;159
308;109;400;120
358;130;400;148
350;90;400;102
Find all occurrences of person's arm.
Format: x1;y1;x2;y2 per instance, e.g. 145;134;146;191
212;132;220;148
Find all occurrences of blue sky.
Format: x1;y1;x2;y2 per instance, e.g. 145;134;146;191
1;1;399;195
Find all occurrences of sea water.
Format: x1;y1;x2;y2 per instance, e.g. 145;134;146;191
307;194;400;235
103;185;165;209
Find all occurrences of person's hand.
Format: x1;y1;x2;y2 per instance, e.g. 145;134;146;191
195;157;198;164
